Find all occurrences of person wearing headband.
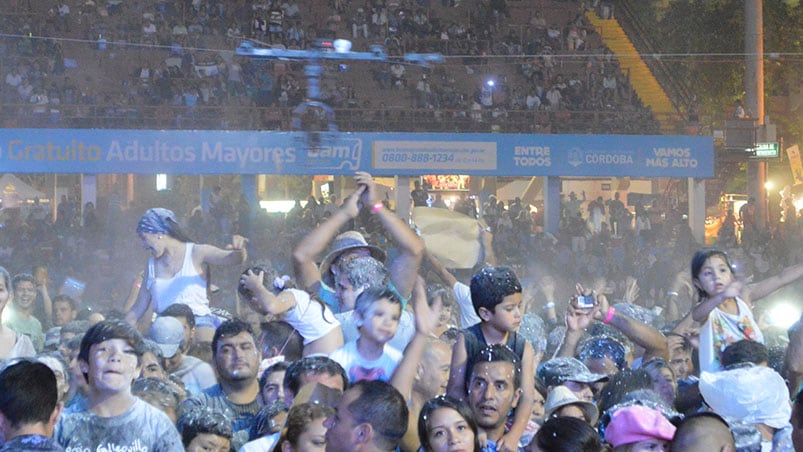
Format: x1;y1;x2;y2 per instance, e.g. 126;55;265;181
126;207;248;344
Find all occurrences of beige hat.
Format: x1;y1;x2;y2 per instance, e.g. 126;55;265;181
319;231;386;287
544;385;599;425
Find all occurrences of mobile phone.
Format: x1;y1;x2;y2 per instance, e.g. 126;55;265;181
576;295;595;309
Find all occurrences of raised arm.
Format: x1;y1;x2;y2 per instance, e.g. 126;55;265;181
356;172;424;298
196;234;248;267
239;269;297;316
424;248;458;288
292;185;365;292
391;277;437;398
747;262;803;303
125;263;152;325
691;280;744;323
35;278;53;325
424;249;481;328
594;294;669;362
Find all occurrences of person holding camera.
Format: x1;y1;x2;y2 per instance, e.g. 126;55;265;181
554;284;669;371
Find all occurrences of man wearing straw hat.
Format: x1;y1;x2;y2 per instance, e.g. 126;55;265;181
293;172;424;314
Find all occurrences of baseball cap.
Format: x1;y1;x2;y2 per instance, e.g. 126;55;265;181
148;316;184;358
537;357;609;387
605;405;676;447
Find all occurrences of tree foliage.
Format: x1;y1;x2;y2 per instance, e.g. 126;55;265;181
633;0;802;142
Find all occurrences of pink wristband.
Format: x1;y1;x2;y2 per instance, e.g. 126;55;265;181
603;306;615;324
371;202;384;213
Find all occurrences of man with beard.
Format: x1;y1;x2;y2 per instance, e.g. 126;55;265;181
182;319;261;451
467;345;521;452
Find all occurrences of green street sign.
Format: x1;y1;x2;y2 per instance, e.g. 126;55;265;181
748;142;779;159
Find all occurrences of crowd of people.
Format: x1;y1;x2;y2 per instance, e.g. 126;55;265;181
1;171;803;451
1;0;662;133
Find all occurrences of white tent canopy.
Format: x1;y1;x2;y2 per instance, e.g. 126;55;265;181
0;174;47;208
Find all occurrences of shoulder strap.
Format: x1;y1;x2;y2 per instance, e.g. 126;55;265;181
146;258;156;290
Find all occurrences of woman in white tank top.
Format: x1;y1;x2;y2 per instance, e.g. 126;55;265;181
125;208;248;343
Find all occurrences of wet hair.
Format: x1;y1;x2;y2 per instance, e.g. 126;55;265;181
469;266;522;316
252;400;289;438
0;360;58;428
641;358;676;381
348;380;409;450
278;403;334;449
690;248;735;299
35;351;70;385
338;256;389;290
578;336;627;371
531;416;604;452
239;265;330;326
259;361;291;392
61;320;90;337
11;273;34;290
142;338;165;361
238;264;297;299
211;318;255;357
160;303;195;329
418;396;481;452
283;356;348;397
534;376;548;400
426;283;455;309
177;407;233;447
597;369;653;416
52;294;78;312
355;285;402;319
0;266;11;294
470;344;521;390
131;377;182;417
721;340;769;368
78;320;146;367
64;334;84;353
259;321;303;362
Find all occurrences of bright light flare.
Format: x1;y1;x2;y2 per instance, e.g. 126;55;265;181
767;302;802;329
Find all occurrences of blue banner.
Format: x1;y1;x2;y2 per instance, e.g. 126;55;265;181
0;129;713;178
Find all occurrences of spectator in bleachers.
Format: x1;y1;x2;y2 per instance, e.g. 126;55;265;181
351;7;369;39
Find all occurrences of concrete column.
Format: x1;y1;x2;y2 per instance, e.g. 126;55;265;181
688;177;706;244
241;174;258;228
396;176;411;221
80;174;97;226
544;176;561;235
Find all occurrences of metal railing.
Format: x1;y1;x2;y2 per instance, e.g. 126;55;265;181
0;103;678;135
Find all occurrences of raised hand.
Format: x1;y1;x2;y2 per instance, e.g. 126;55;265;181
341;184;367;219
354;171;378;207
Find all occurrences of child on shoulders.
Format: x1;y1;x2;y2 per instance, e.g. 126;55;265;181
446;266;536;452
329;286;403;383
239;265;343;357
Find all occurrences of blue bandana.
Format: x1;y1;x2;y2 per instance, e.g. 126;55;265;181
136;208;176;235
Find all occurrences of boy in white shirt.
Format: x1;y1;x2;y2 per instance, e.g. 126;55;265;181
329;286;403;383
55;320;182;451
